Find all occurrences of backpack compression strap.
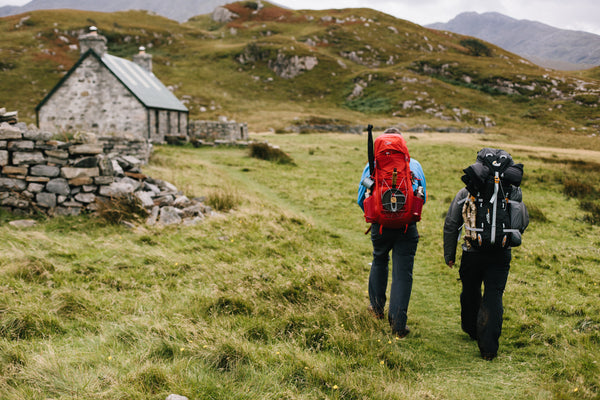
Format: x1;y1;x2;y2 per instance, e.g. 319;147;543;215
367;124;374;178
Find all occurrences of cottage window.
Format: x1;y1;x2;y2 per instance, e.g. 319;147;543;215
155;109;159;136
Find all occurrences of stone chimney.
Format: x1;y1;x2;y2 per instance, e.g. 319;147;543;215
133;46;153;73
78;26;107;56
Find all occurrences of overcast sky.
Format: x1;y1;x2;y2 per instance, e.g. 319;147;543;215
1;0;599;35
275;0;600;35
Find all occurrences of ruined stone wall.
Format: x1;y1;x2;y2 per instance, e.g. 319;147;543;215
0;122;150;217
188;119;248;142
97;136;151;163
38;56;148;137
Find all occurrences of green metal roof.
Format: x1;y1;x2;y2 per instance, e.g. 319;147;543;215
37;49;188;113
101;53;188;112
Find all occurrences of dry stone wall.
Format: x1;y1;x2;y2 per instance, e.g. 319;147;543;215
1;122;113;216
188;118;248;144
0;122;212;225
97;136;151;163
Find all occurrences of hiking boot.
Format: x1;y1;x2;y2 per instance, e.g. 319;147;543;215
367;305;384;320
481;353;497;361
393;327;410;339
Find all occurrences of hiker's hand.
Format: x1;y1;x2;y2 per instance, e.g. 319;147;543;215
446;260;454;268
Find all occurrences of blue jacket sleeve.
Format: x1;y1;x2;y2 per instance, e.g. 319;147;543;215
357;163;370;211
410;159;427;204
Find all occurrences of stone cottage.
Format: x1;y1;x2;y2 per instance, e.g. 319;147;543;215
35;27;188;142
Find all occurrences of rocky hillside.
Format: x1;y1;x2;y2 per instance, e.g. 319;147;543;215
427;12;600;70
0;3;599;143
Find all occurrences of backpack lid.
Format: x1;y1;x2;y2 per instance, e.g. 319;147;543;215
462;148;519;193
476;148;513;173
374;133;409;158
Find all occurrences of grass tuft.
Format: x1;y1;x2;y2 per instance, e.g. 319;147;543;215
525;203;548;223
11;257;55;282
207;296;253;316
129;364;170;394
211;342;250;372
205;187;241;212
580;200;600;225
0;311;65;340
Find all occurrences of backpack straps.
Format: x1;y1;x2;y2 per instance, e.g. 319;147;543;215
490;172;500;245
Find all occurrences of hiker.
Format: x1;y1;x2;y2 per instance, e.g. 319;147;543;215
443;148;528;360
357;127;426;338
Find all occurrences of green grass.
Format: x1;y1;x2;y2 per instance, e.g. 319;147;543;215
1;132;598;399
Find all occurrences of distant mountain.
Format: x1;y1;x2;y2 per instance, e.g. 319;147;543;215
0;0;232;22
427;12;600;70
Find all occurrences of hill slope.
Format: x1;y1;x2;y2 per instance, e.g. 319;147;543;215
0;4;599;150
427;12;600;70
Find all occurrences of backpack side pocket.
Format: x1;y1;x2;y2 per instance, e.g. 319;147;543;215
363;195;377;224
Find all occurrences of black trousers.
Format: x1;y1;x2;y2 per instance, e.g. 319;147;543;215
459;249;511;356
369;223;419;333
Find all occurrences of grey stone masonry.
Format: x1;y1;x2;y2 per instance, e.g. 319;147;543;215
188;117;248;143
0;121;213;224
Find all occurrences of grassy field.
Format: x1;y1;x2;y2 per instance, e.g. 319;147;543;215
1;131;599;399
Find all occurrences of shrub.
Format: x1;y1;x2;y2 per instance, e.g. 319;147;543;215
580;201;600;225
249;142;294;164
345;96;392;114
460;39;492;57
563;179;593;199
573;94;599;106
244;1;259;10
0;61;15;71
95;194;149;225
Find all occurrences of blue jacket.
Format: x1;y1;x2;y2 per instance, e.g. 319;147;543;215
357;159;427;211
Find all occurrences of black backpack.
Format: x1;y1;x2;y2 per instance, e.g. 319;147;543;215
461;148;527;249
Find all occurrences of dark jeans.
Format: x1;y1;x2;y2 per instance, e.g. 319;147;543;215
369;223;419;333
459;249;511;356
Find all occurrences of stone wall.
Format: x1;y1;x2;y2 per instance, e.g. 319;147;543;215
188;118;248;143
284;124;363;134
97;136;151;163
0;122;156;217
1;121;211;224
1;122;115;216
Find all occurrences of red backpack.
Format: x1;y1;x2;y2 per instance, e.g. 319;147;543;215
363;126;423;229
